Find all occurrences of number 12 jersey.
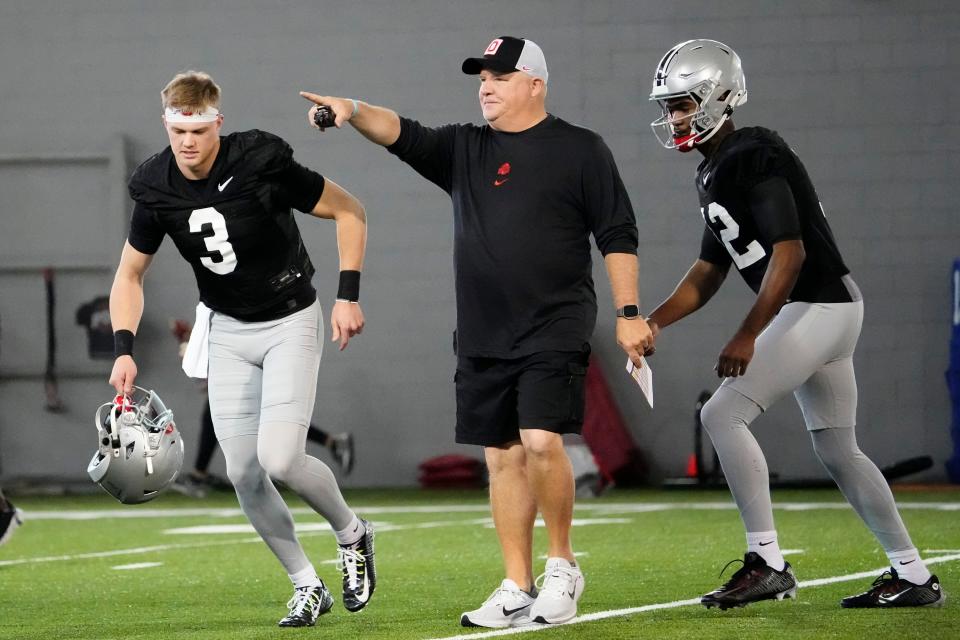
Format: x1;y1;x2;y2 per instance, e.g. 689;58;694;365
696;126;850;303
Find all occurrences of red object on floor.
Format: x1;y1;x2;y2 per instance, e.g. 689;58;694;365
418;454;486;489
581;355;647;486
686;453;698;478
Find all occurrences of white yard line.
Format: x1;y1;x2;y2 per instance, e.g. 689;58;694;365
112;562;163;570
20;501;960;521
0;516;640;567
425;552;960;640
0;517;486;567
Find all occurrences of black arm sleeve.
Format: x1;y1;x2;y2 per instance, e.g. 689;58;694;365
748;176;801;245
698;225;732;267
127;203;165;254
273;158;326;213
581;137;638;255
386;117;457;194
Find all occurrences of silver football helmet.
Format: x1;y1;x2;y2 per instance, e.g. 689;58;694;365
650;39;748;151
87;386;184;504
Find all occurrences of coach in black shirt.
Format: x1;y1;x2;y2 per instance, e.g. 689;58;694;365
302;36;652;628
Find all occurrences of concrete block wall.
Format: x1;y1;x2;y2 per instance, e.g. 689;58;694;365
0;1;957;486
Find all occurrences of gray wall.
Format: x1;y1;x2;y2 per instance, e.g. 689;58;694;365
1;1;957;486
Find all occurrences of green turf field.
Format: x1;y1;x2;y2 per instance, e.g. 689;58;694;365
1;487;957;639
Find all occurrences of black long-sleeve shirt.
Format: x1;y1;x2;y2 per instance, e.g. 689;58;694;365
388;114;638;358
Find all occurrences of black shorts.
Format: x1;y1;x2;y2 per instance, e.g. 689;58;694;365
455;346;590;447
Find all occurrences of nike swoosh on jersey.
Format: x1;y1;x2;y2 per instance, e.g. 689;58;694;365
502;604;531;616
218;176;234;192
494;178;509;187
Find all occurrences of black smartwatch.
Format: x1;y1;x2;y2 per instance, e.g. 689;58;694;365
616;305;641;319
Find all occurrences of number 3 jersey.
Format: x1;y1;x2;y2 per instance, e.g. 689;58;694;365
127;130;325;321
696;127;850;303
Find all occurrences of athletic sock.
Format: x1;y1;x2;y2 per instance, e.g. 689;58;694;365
746;530;785;571
335;514;364;546
289;565;322;589
887;547;932;584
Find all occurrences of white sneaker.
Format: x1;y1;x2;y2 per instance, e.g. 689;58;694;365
460;579;537;628
529;557;584;624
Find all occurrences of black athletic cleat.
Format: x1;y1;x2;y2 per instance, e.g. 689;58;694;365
701;552;798;610
278;583;334;627
841;569;944;608
339;518;376;612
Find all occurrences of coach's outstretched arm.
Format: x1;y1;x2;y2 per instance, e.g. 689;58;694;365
300;92;401;147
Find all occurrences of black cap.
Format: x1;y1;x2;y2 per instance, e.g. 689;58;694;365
462;36;548;83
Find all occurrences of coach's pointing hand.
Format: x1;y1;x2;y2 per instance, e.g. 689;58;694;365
300;93;356;130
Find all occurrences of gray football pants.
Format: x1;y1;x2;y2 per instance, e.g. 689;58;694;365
700;293;914;553
208;299;354;576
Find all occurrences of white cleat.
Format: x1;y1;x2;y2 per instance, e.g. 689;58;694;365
529;557;585;624
460;579;537;628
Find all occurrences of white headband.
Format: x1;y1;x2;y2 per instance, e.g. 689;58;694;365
164;106;221;123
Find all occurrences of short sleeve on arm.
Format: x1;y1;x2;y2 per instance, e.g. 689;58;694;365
273;159;326;213
127;203;165;254
698;225;732;267
748;176;801;245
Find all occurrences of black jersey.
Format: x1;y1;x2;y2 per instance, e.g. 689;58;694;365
387;115;638;358
127;130;325;321
696;127;849;303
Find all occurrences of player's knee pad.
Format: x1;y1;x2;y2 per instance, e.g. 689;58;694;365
700;387;762;438
225;462;266;495
258;449;303;484
810;427;862;473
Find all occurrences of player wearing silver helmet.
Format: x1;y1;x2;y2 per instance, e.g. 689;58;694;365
646;39;943;610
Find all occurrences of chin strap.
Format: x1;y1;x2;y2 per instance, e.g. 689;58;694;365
674;107;733;152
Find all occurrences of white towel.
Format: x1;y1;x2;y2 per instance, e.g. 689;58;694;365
181;302;212;379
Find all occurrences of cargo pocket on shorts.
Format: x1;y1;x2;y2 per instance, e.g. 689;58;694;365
567;361;588;423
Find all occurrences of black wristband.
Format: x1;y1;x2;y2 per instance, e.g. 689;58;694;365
114;329;135;358
337;270;361;302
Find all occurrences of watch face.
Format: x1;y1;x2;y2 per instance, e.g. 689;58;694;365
619;305;640;318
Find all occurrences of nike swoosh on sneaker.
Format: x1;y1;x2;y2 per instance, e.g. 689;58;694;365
218;176;234;192
502;604;531;616
878;588;912;604
567;588;577;599
356;577;370;601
